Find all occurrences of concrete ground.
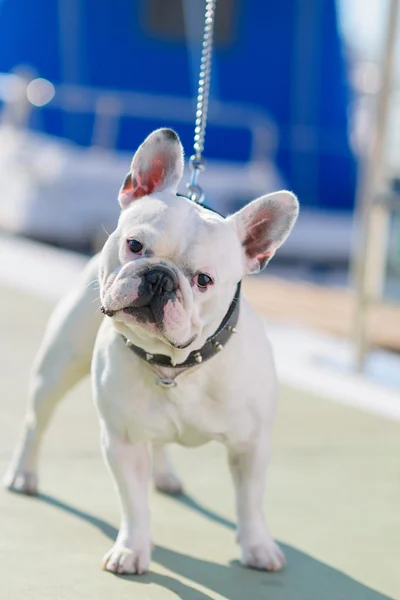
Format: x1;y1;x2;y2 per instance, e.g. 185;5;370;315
1;284;399;600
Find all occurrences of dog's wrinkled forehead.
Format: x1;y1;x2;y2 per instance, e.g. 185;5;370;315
118;194;242;274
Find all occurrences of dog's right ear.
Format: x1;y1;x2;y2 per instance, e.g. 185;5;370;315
228;191;299;274
119;128;184;209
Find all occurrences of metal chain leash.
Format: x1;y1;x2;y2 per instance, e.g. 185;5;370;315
187;0;217;204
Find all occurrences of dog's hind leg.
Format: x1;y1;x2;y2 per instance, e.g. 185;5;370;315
4;255;102;495
152;445;183;495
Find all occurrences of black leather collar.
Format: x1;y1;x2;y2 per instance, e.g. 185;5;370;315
123;282;241;369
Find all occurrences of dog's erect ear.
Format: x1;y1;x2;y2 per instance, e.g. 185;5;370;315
119;128;184;209
229;191;299;274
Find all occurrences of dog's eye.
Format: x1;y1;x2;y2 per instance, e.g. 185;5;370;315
128;239;143;254
196;273;213;288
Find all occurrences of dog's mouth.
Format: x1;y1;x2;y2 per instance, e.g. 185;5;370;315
101;304;196;350
122;304;155;324
101;302;158;322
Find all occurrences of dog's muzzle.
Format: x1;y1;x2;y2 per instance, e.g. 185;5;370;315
102;265;179;326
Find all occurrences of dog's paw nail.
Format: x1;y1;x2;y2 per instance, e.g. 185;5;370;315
3;470;38;495
241;539;285;572
102;544;151;575
154;473;183;496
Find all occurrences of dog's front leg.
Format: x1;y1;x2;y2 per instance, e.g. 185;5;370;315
228;434;285;572
101;430;152;575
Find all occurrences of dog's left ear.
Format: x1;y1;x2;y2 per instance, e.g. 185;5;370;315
229;191;299;274
119;128;184;209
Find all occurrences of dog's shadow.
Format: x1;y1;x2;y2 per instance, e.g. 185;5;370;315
32;491;392;600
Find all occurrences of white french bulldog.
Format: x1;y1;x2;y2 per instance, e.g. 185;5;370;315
4;129;298;575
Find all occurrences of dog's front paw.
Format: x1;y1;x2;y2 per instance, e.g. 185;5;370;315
102;543;151;575
3;469;38;495
240;537;285;572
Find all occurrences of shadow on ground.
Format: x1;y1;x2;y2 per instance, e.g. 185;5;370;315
29;491;392;600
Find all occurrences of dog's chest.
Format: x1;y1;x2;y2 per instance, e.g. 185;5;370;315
118;371;253;447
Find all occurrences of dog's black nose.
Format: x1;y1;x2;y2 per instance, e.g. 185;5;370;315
144;267;178;294
145;270;159;285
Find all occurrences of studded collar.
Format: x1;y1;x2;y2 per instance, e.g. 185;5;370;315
122;282;241;370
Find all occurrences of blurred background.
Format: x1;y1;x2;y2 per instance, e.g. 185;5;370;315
0;4;399;598
0;0;399;380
